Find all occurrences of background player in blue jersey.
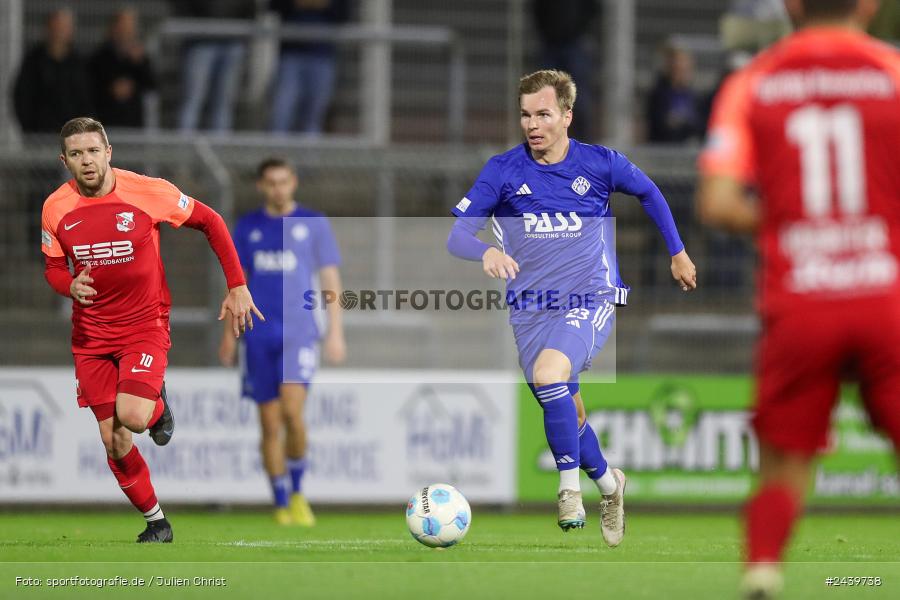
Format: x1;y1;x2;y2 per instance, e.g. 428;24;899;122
219;158;345;526
448;70;696;545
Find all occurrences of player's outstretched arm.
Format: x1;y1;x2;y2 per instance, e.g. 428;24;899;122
218;285;265;338
45;256;98;304
671;250;697;292
181;200;264;337
696;175;759;234
447;218;492;261
218;318;237;366
614;156;695;291
447;218;518;279
319;265;347;365
482;247;519;280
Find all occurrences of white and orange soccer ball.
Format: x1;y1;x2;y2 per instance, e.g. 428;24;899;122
405;483;471;548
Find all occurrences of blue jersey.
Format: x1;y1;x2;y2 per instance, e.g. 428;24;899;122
233;206;341;339
452;141;659;321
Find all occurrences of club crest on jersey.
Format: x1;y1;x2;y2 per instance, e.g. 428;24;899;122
571;176;591;196
115;211;135;232
292;223;309;241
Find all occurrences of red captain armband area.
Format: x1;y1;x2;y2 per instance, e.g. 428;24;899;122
44;255;74;297
183;200;246;289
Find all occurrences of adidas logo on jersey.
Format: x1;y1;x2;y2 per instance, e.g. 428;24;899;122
515;183;533;195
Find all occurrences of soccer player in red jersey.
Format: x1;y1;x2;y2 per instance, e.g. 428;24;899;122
41;117;264;543
698;0;899;596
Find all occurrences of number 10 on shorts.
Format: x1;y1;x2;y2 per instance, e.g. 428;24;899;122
139;353;154;368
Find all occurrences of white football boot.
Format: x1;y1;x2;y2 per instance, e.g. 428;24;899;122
740;563;783;600
557;489;586;531
600;468;627;547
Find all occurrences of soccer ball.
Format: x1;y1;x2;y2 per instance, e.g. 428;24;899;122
405;483;471;548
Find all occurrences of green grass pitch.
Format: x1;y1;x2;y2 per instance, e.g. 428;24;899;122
1;510;898;599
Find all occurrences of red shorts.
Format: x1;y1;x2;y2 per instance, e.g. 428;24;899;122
73;327;170;421
755;297;900;455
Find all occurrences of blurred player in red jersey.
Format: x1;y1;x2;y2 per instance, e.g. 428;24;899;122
41;117;264;543
698;0;899;596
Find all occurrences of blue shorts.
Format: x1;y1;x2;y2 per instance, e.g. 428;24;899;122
513;298;616;390
241;331;319;403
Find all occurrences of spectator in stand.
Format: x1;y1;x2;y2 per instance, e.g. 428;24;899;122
14;8;93;133
171;0;257;132
532;0;599;142
720;0;792;54
645;43;704;144
89;8;156;128
269;0;350;135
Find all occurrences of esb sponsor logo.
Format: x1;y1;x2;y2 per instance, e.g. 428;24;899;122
523;212;582;234
72;240;134;260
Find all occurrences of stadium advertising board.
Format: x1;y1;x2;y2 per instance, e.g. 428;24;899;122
518;376;899;505
0;369;516;504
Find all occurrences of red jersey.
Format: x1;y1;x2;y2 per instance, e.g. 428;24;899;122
699;27;900;315
41;168;196;347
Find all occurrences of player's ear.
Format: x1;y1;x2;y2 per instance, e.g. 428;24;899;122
857;0;880;27
783;0;804;26
564;109;573;128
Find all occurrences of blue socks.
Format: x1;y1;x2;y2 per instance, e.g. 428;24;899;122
270;474;290;508
534;384;580;472
272;457;307;507
578;420;609;480
287;457;307;494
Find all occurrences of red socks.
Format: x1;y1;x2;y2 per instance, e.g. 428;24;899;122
146;397;165;429
107;446;158;513
745;484;801;564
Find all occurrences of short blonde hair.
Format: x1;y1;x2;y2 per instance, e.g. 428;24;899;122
518;70;577;113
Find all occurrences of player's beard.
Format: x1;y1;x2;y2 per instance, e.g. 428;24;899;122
77;165;107;195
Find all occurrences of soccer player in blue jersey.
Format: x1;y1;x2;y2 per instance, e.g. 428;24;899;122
219;157;346;525
448;70;696;545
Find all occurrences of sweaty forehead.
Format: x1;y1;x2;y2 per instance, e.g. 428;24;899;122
64;132;107;152
521;87;560;112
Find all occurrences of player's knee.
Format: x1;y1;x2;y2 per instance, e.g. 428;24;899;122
285;415;305;438
576;404;586;426
115;406;147;433
102;431;131;458
260;419;282;440
532;365;568;388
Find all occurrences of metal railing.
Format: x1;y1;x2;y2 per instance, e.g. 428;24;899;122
146;17;467;144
